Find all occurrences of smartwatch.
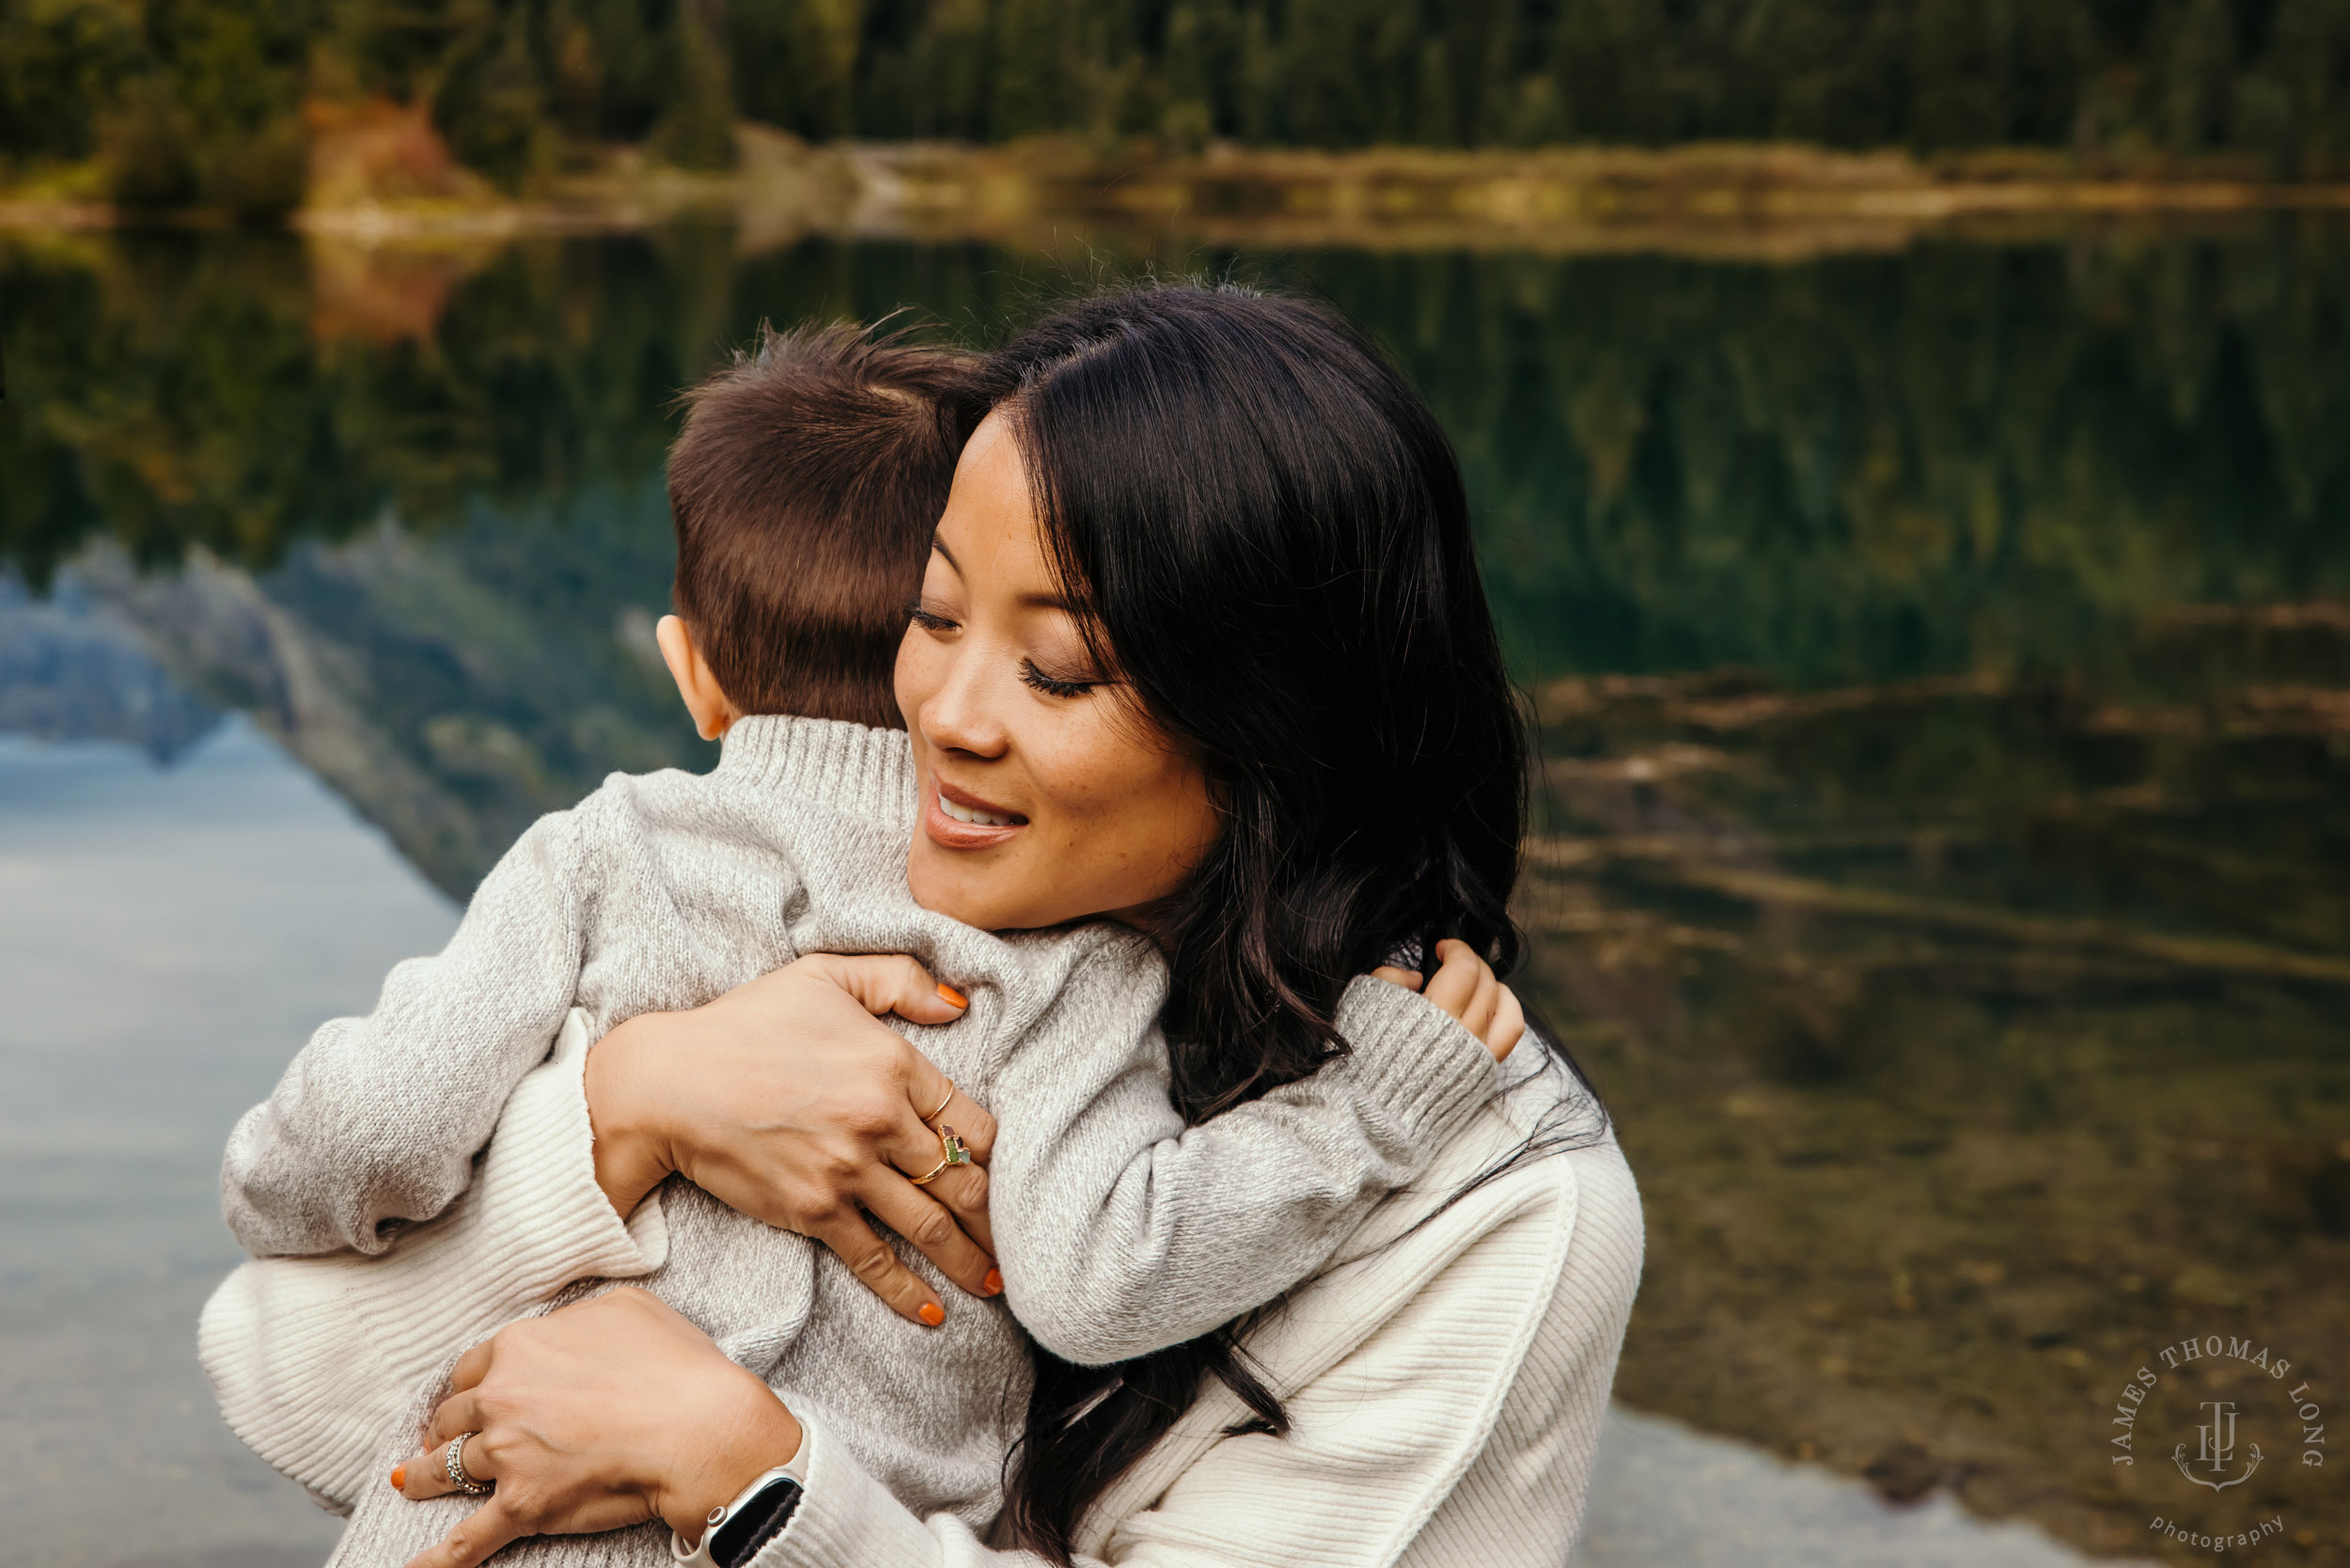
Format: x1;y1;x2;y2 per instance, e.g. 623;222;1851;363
671;1448;807;1568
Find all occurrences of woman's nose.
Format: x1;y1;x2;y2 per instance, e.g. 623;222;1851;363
917;650;1010;760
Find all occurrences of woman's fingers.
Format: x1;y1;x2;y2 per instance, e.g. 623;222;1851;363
804;1203;950;1327
797;953;969;1026
1370;964;1425;991
384;1290;771;1557
424;1386;486;1450
878;1080;999;1276
896;1049;963;1148
859;1171;999;1299
626;956;1001;1322
400;1495;528;1568
887;1086;984;1184
884;1077;994;1181
924;1157;995;1259
448;1335;494;1393
914;1083;996;1165
396;1423;491;1501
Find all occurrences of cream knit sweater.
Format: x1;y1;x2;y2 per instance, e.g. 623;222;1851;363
201;716;1504;1562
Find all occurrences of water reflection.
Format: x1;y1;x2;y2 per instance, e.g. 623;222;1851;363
1526;637;2348;1558
0;720;453;1567
1;224;2344;1563
0;572;223;760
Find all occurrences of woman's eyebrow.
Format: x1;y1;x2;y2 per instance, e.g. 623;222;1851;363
1018;592;1082;613
929;538;963;572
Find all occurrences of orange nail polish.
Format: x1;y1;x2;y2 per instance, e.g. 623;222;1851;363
936;983;968;1009
983;1267;1003;1295
389;1466;407;1490
918;1301;946;1326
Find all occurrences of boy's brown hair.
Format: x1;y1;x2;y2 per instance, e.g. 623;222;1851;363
668;321;973;729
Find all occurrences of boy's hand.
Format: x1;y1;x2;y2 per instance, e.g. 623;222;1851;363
1371;938;1524;1061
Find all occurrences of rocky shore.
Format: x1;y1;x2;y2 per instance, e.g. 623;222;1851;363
9;131;2350;260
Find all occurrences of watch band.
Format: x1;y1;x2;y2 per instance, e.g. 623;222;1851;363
670;1450;808;1568
705;1476;799;1568
707;1476;802;1568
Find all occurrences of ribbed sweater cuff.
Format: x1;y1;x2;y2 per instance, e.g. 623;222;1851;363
755;1410;943;1568
716;715;916;823
1326;974;1501;1153
198;1011;666;1507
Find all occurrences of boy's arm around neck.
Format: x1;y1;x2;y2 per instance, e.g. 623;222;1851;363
981;956;1499;1368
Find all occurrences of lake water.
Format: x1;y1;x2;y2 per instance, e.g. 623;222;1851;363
1;221;2343;1566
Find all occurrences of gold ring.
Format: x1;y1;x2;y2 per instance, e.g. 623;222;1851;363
924;1080;955;1123
907;1124;973;1186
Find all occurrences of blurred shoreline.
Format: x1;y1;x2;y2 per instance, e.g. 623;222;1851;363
9;130;2350;262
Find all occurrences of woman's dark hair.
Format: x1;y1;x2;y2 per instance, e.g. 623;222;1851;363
963;283;1587;1560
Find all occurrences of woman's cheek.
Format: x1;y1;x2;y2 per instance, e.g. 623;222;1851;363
893;628;940;729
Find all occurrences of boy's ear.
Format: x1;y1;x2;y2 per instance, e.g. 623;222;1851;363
657;615;740;741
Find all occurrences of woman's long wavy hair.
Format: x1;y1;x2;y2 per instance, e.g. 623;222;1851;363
964;283;1590;1561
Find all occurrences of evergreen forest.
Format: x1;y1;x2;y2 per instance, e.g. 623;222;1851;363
8;0;2350;215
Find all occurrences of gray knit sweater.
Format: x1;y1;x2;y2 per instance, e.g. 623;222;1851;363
211;716;1499;1568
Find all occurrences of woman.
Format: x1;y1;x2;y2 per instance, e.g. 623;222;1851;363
373;283;1642;1568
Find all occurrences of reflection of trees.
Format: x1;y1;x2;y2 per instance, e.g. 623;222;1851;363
0;230;1033;588
1277;230;2350;689
11;227;2350;683
0;230;1040;895
7;226;2350;901
0;232;707;587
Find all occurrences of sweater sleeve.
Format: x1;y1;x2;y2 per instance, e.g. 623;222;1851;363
984;965;1499;1367
198;1010;672;1510
219;806;594;1259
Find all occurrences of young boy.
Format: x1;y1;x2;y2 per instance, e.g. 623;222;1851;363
202;324;1508;1566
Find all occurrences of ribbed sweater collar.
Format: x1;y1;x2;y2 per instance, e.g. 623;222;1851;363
714;714;916;823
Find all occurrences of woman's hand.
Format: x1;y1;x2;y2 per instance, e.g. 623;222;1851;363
1371;938;1526;1060
587;954;1003;1325
392;1288;797;1567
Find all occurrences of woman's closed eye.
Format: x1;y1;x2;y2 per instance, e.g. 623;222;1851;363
907;598;959;634
1019;659;1097;698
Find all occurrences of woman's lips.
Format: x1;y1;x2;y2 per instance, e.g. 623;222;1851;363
923;782;1028;851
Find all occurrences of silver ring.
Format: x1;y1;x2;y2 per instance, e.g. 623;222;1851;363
446;1432;492;1496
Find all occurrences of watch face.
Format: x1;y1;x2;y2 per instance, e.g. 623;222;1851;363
709;1478;802;1568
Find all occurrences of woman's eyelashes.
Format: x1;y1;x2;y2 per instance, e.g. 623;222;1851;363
908;594;1093;696
907;598;959;633
1019;659;1097;699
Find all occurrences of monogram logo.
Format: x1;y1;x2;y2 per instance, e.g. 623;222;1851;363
2097;1330;2329;1555
2175;1400;2264;1492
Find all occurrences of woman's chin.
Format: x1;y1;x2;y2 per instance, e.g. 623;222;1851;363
906;844;1007;930
909;846;1088;933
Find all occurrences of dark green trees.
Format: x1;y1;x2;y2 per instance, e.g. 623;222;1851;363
1;1;317;213
6;0;2350;209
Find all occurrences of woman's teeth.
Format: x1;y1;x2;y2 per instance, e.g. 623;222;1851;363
939;792;1021;828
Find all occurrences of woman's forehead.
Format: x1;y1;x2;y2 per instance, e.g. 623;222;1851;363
940;420;1029;538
